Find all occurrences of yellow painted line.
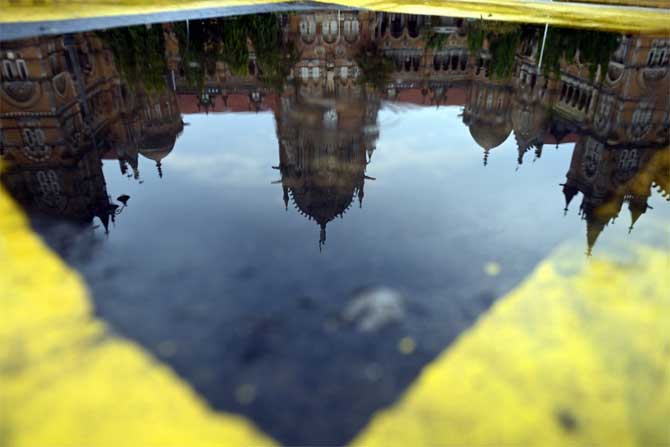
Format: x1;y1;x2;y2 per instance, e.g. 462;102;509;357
0;0;286;24
0;0;669;33
0;163;277;446
354;227;670;446
577;0;669;7
312;0;670;32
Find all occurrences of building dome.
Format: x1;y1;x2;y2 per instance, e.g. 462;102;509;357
138;133;178;162
468;121;511;150
138;123;183;178
290;183;356;227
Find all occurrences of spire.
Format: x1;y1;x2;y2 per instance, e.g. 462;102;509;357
561;183;579;215
483;148;490;166
628;199;648;234
586;220;605;256
517;144;530;166
119;159;128;176
283;185;289;211
319;223;327;252
94;200;114;235
156;161;163;178
358;182;365;208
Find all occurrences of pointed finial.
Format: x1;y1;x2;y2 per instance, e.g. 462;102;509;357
319;223;327;252
562;183;579;214
157;161;163;178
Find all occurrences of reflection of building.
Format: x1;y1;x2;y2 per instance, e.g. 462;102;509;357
274;80;379;248
167;14;381;248
1;32;183;228
562;141;669;254
277;13;379;248
5;14;662;251
166;12;668;252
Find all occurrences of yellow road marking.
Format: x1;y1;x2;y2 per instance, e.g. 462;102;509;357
0;0;286;24
0;165;277;447
0;0;669;33
320;0;670;32
354;229;670;447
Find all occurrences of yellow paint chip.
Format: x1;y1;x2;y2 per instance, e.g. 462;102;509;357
484;261;501;276
398;337;416;355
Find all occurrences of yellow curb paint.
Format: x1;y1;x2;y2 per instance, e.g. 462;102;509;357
0;0;286;24
1;0;669;33
312;0;670;33
576;0;669;6
353;235;670;447
0;165;277;447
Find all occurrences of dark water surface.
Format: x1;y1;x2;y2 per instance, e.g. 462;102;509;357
1;12;668;444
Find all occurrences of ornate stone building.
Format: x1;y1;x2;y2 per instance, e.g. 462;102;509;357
1;31;183;227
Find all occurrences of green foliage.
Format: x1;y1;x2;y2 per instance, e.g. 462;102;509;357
489;29;521;80
466;20;521;80
422;29;449;51
539;27;620;79
97;25;167;92
173;19;226;89
172;14;295;92
467;27;485;53
246;15;299;93
355;45;394;93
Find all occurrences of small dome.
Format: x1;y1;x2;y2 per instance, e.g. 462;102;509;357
469;121;511;150
139;133;177;162
138;117;183;162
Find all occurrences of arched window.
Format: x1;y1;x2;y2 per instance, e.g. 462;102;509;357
630;103;653;140
582;138;603;179
17;60;28;80
617;149;638;170
647;49;657;66
300;20;316;43
22;128;45;146
593;96;613;134
2;59;17;80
